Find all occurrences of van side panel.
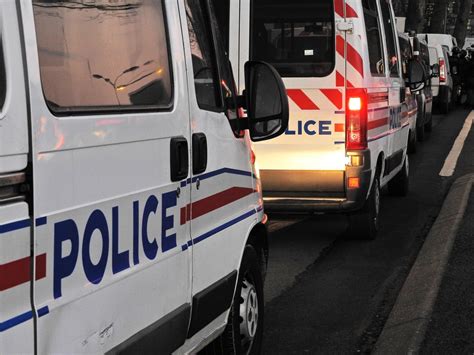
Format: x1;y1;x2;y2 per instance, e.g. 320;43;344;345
22;0;193;352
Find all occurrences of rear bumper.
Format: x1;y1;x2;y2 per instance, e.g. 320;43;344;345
261;150;372;213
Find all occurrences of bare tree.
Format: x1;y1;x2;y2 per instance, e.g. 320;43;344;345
454;0;473;47
405;0;426;32
430;0;449;33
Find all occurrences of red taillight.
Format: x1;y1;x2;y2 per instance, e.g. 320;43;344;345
346;88;368;151
439;58;446;82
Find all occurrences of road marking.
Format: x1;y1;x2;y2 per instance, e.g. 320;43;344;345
439;111;474;177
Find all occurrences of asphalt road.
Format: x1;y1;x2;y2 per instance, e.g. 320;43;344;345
261;108;473;354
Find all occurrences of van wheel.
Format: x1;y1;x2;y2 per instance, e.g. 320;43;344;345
388;156;409;197
347;175;380;240
221;246;264;355
408;130;417;153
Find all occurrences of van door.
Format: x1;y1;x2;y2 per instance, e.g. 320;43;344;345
378;0;407;181
180;0;258;337
0;2;34;353
240;0;348;198
25;1;192;353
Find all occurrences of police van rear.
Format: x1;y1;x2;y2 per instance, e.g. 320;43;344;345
228;0;426;239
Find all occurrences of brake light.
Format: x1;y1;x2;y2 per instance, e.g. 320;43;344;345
346;88;368;151
439;58;446;82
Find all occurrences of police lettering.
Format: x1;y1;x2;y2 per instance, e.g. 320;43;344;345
285;120;332;136
53;193;177;299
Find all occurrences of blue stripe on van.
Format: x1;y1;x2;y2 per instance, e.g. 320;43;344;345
0;310;33;332
187;208;258;247
0;306;50;332
181;167;255;187
0;219;31;234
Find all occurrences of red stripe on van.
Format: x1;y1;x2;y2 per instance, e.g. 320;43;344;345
336;35;345;56
336;36;364;77
180;187;255;225
334;0;344;17
0;254;46;292
320;89;343;109
287;89;319;110
334;0;357;18
368;117;389;130
336;71;345;87
346;3;358;17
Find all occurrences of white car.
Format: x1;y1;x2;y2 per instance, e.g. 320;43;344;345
0;1;288;353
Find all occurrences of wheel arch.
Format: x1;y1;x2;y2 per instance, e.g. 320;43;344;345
246;222;268;281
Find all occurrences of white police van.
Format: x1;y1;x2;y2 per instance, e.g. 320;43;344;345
0;1;288;353
225;0;425;239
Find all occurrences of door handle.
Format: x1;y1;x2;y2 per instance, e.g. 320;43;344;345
170;137;189;182
192;133;207;175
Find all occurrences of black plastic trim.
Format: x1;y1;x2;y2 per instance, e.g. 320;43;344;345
187;270;238;338
106;304;191;355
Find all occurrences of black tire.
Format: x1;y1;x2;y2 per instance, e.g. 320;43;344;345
347;175;381;240
388;156;409;197
220;246;264;355
408;129;417;154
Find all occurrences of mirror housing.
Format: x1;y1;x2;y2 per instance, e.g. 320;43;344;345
407;59;426;92
241;61;289;142
431;63;440;78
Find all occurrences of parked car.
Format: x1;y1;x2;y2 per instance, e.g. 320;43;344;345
224;0;426;239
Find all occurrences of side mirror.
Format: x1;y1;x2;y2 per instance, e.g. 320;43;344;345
431;63;440;78
243;61;289;142
407;59;426;92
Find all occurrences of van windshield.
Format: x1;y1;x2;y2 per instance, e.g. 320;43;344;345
250;0;335;77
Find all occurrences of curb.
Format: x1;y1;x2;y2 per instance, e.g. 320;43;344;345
374;173;474;354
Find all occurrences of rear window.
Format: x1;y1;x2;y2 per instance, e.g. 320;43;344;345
250;0;335;77
32;0;173;114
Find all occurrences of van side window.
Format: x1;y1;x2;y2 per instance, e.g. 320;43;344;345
208;0;243;137
32;0;173;114
186;0;222;110
379;0;399;77
250;0;335;78
0;40;5;109
398;36;411;79
212;0;230;53
362;0;385;76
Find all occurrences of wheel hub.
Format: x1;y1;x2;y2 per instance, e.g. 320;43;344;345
239;279;259;344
